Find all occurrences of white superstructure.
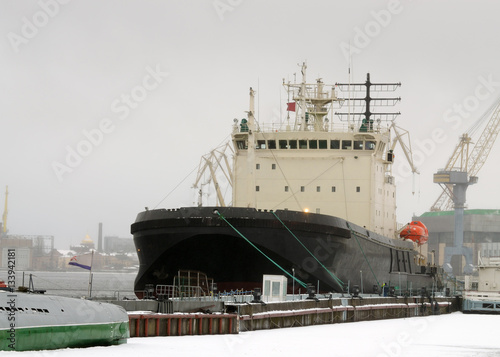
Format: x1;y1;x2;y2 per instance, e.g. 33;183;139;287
232;64;399;237
463;255;500;312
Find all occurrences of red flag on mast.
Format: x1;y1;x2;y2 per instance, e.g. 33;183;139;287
287;102;296;112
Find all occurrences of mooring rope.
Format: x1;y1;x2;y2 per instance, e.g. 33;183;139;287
214;210;308;288
271;211;345;290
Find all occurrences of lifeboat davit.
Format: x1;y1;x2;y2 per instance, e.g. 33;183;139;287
399;221;428;245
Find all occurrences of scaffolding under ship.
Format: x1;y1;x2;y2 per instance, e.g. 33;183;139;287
132;64;440;298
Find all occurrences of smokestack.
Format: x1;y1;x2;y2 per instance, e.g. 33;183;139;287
98;222;103;252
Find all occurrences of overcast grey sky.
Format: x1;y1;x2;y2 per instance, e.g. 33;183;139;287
1;0;500;249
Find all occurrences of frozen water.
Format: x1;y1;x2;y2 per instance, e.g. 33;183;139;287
14;312;500;356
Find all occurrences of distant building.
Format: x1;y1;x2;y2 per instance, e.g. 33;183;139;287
104;236;135;254
415;209;500;276
32;249;62;271
0;236;33;270
70;234;95;253
0;235;54;270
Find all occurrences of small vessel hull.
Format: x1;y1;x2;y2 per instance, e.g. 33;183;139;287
132;207;439;297
463;296;500;314
0;291;129;351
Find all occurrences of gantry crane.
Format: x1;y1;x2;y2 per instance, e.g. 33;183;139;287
430;97;500;211
390;123;420;195
430;97;500;275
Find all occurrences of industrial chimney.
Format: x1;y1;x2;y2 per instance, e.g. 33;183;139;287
98;222;103;252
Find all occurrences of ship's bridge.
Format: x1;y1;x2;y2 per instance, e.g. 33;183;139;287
232;122;390;158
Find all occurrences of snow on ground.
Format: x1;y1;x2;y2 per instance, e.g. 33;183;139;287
8;312;500;357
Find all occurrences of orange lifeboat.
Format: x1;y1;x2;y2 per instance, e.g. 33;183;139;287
399;221;428;245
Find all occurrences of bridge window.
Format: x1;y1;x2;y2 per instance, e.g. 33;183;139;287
365;141;376;150
279;140;288;149
309;140;318;149
272;164;276;170
289;140;297;149
256;186;260;192
316;186;321;192
330;140;340;149
285;186;289;192
356;186;360;192
257;140;266;149
354;141;363;150
342;140;352;150
268;140;276;149
236;140;246;149
300;186;305;192
332;186;336;192
319;140;327;149
299;140;307;149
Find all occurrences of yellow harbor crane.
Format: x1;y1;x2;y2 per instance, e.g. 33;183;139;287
430;97;500;211
429;97;500;275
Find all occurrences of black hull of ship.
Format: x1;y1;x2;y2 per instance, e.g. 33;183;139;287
131;207;439;298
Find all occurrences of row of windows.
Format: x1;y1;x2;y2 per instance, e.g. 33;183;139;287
252;139;377;150
0;306;50;313
236;139;378;150
256;185;360;192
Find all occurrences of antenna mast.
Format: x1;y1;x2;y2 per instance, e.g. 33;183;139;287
335;73;401;128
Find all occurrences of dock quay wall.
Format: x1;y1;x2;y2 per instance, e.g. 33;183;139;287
128;313;238;337
126;296;461;337
231;296;460;332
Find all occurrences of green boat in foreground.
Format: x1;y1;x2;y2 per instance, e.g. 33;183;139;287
0;290;129;351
